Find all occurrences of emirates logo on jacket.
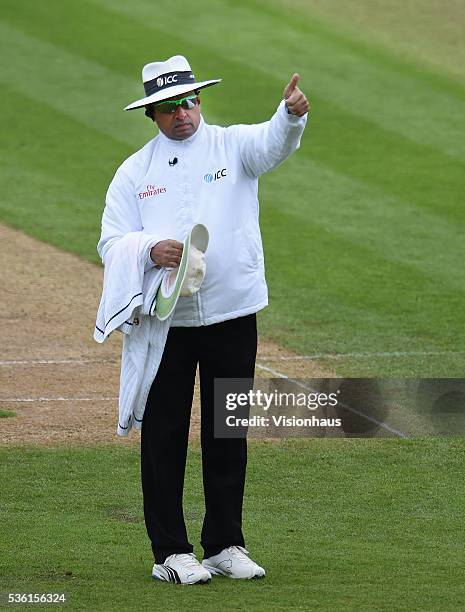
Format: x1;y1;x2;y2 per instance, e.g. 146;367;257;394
138;185;167;200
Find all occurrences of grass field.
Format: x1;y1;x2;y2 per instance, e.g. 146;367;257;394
2;441;465;611
1;1;464;610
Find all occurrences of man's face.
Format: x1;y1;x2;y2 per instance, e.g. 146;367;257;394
151;90;201;141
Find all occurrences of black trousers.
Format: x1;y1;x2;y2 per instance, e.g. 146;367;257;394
141;314;257;564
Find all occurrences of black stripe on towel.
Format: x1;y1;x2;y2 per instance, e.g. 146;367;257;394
105;293;143;329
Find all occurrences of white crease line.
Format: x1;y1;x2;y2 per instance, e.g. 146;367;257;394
2;351;460;367
257;351;463;361
0;358;117;366
256;363;289;378
255;363;408;439
0;397;117;402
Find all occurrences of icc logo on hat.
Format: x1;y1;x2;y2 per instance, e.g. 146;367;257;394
124;55;221;111
156;74;180;88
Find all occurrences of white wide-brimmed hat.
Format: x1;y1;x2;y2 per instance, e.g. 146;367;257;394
125;55;221;111
155;224;209;321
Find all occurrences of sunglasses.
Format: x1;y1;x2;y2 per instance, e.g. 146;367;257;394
153;94;200;115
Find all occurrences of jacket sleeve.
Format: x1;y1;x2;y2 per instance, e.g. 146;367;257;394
97;164;161;270
231;100;308;178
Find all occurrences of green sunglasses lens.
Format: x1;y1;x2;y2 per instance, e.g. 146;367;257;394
154;95;198;114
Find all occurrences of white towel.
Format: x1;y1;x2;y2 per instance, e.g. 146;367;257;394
93;231;171;436
94;232;164;342
117;315;171;436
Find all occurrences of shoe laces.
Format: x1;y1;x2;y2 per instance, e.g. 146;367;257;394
226;546;252;564
166;553;201;570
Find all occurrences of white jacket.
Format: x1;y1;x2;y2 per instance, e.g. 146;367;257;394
98;101;307;326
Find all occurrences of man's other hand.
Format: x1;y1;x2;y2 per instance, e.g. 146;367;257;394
283;73;309;117
150;240;183;268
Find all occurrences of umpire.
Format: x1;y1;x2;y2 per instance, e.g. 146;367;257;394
98;55;308;584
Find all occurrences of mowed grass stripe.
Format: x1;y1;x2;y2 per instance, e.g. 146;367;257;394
248;0;465;98
0;0;255;133
325;353;465;378
252;11;465;163
0;159;102;258
0;21;149;150
263;155;465;290
0;83;127;191
2;4;462;222
301;96;465;224
0;8;280;147
0;85;128;258
271;0;465;86
2;2;464;218
0;13;465;230
260;208;463;350
2;0;465;161
88;0;465;161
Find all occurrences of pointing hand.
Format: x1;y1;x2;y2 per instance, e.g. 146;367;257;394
283;73;309;117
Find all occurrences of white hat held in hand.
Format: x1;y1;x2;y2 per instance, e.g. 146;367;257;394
155;224;209;321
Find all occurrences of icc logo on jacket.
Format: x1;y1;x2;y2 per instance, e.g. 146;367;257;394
204;168;227;183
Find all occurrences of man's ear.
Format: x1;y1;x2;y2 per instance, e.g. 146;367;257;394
144;104;155;121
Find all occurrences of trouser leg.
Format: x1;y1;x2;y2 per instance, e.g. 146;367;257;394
199;314;257;558
141;327;198;564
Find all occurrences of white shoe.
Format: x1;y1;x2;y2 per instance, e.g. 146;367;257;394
202;546;265;579
152;553;211;585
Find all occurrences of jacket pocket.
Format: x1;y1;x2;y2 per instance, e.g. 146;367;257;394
241;226;263;269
